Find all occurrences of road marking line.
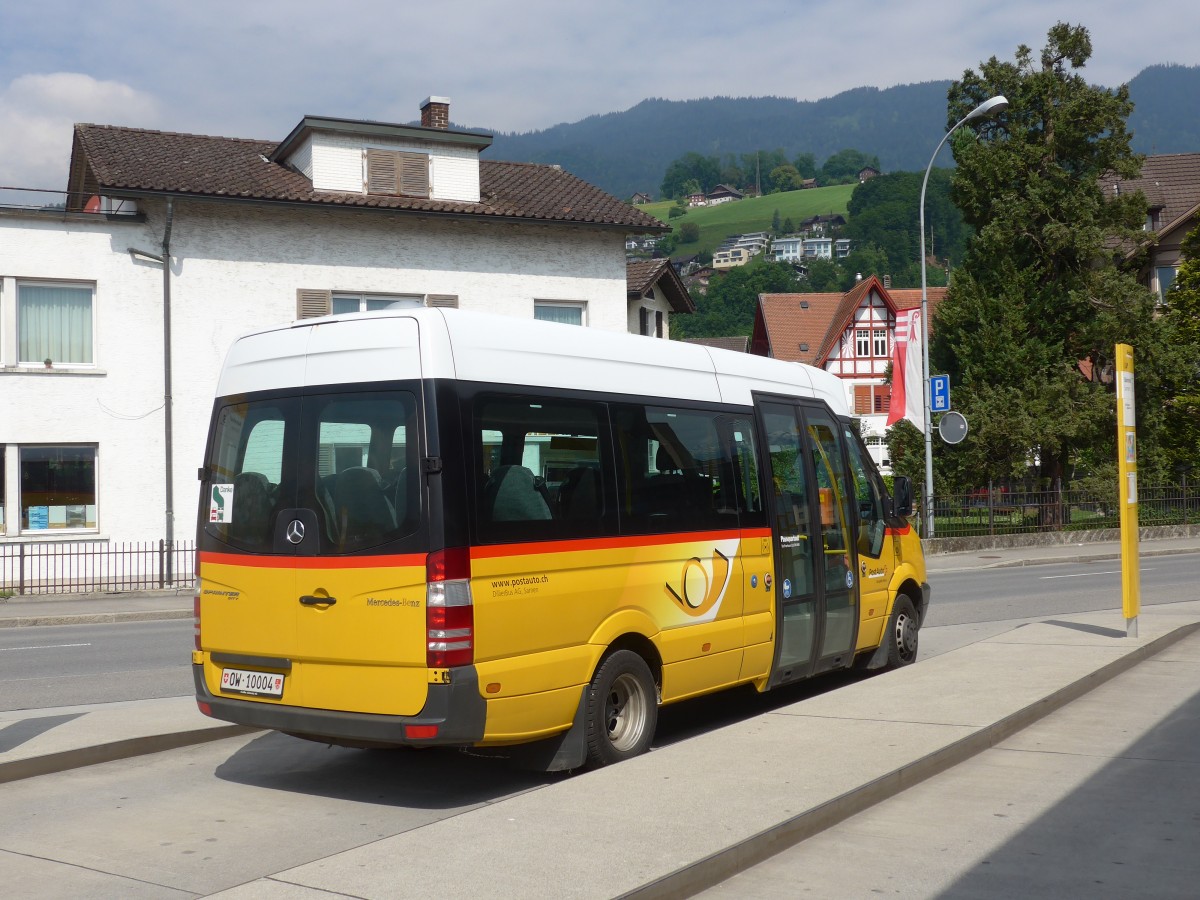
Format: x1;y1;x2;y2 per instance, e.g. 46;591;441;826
0;643;93;652
1040;569;1154;580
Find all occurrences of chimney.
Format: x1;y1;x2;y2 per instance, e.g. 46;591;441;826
421;96;451;129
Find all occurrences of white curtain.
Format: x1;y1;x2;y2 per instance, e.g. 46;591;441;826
534;305;582;326
19;284;93;364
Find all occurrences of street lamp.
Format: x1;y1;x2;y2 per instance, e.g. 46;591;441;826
919;94;1008;537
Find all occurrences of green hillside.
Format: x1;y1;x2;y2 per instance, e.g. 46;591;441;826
482;67;1198;200
641;185;855;257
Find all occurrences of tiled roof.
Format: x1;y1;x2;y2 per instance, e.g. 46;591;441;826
755;292;846;365
888;287;948;312
755;280;949;366
1102;152;1200;235
815;277;877;363
682;336;749;353
68;123;666;231
626;258;695;313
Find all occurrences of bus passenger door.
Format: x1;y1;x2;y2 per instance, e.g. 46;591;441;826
805;408;857;665
758;401;857;686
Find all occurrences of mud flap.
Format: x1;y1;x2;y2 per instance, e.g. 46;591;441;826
491;687;589;773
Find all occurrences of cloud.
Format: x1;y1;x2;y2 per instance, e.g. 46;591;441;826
0;73;161;192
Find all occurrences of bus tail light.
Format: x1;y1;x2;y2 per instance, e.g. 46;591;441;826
426;548;473;668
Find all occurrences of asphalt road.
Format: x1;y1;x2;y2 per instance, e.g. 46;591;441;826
0;620;192;711
2;553;1197;712
925;553;1199;627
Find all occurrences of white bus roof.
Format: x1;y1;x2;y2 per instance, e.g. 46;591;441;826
216;308;850;416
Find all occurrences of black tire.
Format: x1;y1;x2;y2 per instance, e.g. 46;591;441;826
584;649;658;768
885;595;920;668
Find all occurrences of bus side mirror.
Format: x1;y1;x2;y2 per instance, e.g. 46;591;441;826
892;477;914;518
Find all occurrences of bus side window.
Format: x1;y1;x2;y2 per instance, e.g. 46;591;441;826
612;404;735;536
844;426;886;558
473;395;605;543
725;417;766;524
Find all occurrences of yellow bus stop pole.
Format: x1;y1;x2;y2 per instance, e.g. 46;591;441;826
1115;343;1140;637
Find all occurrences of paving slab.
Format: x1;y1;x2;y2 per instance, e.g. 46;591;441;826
701;628;1200;899
206;603;1200;900
0;697;253;784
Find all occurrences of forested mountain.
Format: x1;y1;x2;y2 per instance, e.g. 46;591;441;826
475;65;1200;199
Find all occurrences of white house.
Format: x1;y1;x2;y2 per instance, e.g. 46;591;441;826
771;236;804;263
751;276;949;473
0;97;666;566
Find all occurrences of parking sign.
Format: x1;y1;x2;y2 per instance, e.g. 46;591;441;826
930;375;950;412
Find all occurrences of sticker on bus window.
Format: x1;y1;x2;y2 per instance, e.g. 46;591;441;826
210;484;234;523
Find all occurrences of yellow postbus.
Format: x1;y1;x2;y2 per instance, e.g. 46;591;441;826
193;308;928;769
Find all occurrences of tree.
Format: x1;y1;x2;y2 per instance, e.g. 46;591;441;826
798;258;842;292
767;165;805;193
844;170;971;286
679;222;701;243
932;22;1165;498
782;217;795;234
792;152;817;180
660;153;721;199
672;261;800;339
1158;221;1200;476
820;148;881;184
839;245;892;289
772;209;782;233
740;149;789;190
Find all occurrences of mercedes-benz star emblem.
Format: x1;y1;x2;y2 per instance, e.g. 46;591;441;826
286;520;306;544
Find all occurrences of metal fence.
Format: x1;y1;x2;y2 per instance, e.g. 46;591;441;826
1;485;1196;592
917;484;1200;538
0;540;195;596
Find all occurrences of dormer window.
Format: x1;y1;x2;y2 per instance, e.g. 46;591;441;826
366;149;429;198
270;101;490;204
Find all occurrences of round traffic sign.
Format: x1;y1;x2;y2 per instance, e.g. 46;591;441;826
938;410;969;445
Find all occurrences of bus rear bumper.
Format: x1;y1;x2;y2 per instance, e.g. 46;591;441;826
192;664;487;747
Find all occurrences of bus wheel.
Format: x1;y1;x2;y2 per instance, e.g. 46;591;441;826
887;595;920;668
584;650;658;768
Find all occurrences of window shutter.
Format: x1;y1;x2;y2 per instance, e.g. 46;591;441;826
296;288;332;319
853;385;871;415
426;294;459;308
398;152;430;198
366;149;399;194
639;307;650;335
655;310;664;338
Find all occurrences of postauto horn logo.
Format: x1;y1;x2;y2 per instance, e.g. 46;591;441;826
663;540;738;623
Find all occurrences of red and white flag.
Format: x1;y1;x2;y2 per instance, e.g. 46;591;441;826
887;309;925;433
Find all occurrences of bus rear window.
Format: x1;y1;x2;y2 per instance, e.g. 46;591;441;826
205;401;292;552
203;391;420;554
311;394;419;552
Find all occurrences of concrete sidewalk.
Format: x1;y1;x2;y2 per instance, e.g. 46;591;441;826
214;602;1200;898
923;533;1200;573
2;536;1199;896
0;587;193;628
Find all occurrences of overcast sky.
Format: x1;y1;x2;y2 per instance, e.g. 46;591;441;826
2;0;1197;193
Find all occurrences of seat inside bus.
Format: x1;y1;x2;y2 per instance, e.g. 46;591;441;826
332;466;397;541
485;464;553;522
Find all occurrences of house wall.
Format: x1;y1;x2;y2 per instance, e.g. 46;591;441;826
1;213;166;541
822;290;893;472
0;200;627;544
626;286;673;339
306;133;482;203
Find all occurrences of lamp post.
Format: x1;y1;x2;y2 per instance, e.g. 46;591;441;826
919;94;1008;537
